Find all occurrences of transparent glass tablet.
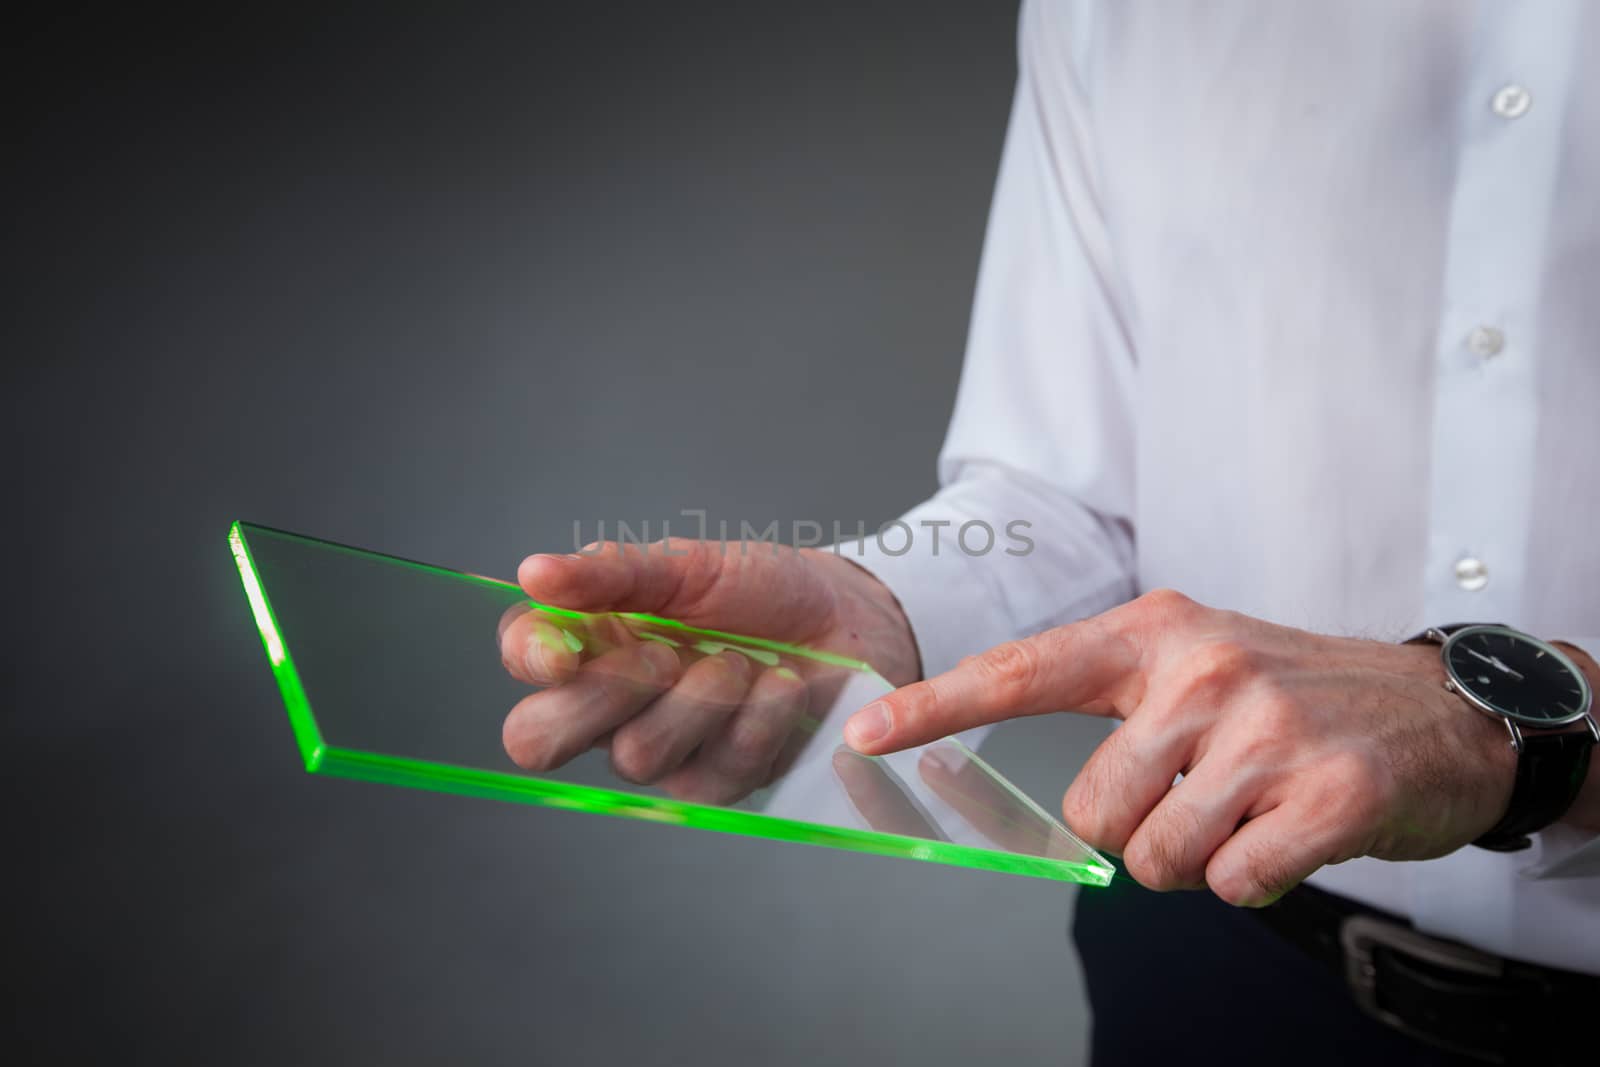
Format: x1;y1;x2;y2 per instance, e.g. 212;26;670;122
229;522;1113;885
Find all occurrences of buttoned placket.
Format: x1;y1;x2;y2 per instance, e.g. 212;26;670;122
1422;3;1577;625
1413;0;1584;947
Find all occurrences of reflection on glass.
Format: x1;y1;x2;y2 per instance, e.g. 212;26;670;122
228;521;1113;885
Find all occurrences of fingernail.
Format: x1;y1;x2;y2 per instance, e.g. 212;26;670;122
639;641;677;681
524;639;551;679
638;632;682;648
845;702;891;748
523;624;567;678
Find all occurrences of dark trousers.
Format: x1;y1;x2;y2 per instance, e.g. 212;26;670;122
1072;882;1484;1066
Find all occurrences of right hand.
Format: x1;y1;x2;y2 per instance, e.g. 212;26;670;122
497;538;920;804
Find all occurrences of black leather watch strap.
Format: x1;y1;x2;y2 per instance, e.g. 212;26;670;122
1475;732;1594;852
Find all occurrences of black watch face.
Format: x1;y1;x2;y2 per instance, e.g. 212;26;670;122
1444;627;1591;726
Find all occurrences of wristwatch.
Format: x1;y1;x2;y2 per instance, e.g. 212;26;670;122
1408;623;1597;852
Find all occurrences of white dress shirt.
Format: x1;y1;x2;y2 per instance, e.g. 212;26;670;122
848;0;1599;973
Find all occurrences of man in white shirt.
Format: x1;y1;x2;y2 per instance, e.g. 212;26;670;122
502;1;1598;1061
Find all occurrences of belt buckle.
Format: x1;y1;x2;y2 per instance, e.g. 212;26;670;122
1338;914;1507;1062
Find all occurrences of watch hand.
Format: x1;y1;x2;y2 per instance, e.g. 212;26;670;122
1489;656;1524;680
1465;646;1526;681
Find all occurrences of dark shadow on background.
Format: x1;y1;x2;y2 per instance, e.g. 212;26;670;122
4;5;1125;1065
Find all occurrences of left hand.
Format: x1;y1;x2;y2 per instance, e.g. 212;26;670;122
843;589;1519;906
496;536;918;805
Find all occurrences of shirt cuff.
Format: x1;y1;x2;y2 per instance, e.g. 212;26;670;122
834;516;1018;682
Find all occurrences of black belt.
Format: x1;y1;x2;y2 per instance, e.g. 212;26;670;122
1251;884;1597;1064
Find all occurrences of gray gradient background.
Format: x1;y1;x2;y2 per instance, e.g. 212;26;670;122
12;4;1115;1062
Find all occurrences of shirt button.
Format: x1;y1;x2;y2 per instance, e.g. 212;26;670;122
1491;84;1531;119
1465;325;1505;358
1455;557;1489;592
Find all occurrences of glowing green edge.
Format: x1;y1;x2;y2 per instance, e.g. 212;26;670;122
230;521;327;772
227;521;1113;887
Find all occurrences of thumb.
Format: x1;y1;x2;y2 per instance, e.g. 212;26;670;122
519;538;713;616
518;538;828;637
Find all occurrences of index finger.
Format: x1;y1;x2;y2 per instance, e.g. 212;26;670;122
843;619;1138;755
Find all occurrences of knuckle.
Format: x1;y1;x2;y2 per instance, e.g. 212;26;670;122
975;640;1042;698
1136;587;1198;623
1062;771;1120;852
1126;809;1205;891
1226;724;1283;771
608;728;670;784
1062;725;1145;850
1061;779;1102;843
1184;639;1258;692
890;686;938;740
1122;839;1180;892
1120;849;1160;889
589;656;666;702
1060;784;1091;832
680;537;731;590
1142;587;1192;610
1249;858;1297;904
1206;864;1257;908
1244;693;1304;738
1208;845;1296;908
662;536;699;556
1135;694;1191;735
722;721;778;777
